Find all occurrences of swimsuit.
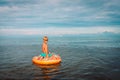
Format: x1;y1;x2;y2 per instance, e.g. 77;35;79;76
40;53;52;57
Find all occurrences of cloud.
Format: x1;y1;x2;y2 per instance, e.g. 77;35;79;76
0;0;120;29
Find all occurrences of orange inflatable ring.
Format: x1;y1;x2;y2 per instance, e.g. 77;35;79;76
32;54;61;65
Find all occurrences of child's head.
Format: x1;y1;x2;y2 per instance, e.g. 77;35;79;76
43;36;48;42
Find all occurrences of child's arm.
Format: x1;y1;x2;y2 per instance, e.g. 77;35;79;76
41;44;44;53
46;45;49;54
45;44;49;58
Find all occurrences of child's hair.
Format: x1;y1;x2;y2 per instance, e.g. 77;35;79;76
43;36;48;41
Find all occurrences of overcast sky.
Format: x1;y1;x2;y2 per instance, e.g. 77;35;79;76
0;0;120;35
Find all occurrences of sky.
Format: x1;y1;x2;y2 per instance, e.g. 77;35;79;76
0;0;120;35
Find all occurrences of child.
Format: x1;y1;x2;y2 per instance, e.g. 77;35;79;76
38;36;52;60
41;36;49;58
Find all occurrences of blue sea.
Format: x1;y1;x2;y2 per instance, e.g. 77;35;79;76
0;34;120;80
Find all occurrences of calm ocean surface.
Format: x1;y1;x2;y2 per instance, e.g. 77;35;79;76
0;35;120;80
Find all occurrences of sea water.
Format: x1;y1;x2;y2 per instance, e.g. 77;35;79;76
0;35;120;80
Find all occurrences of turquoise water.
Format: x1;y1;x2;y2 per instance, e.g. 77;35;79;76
0;35;120;80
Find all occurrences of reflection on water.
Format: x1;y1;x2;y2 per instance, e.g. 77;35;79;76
33;64;61;80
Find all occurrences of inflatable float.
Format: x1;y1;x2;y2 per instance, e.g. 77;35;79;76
32;54;61;65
